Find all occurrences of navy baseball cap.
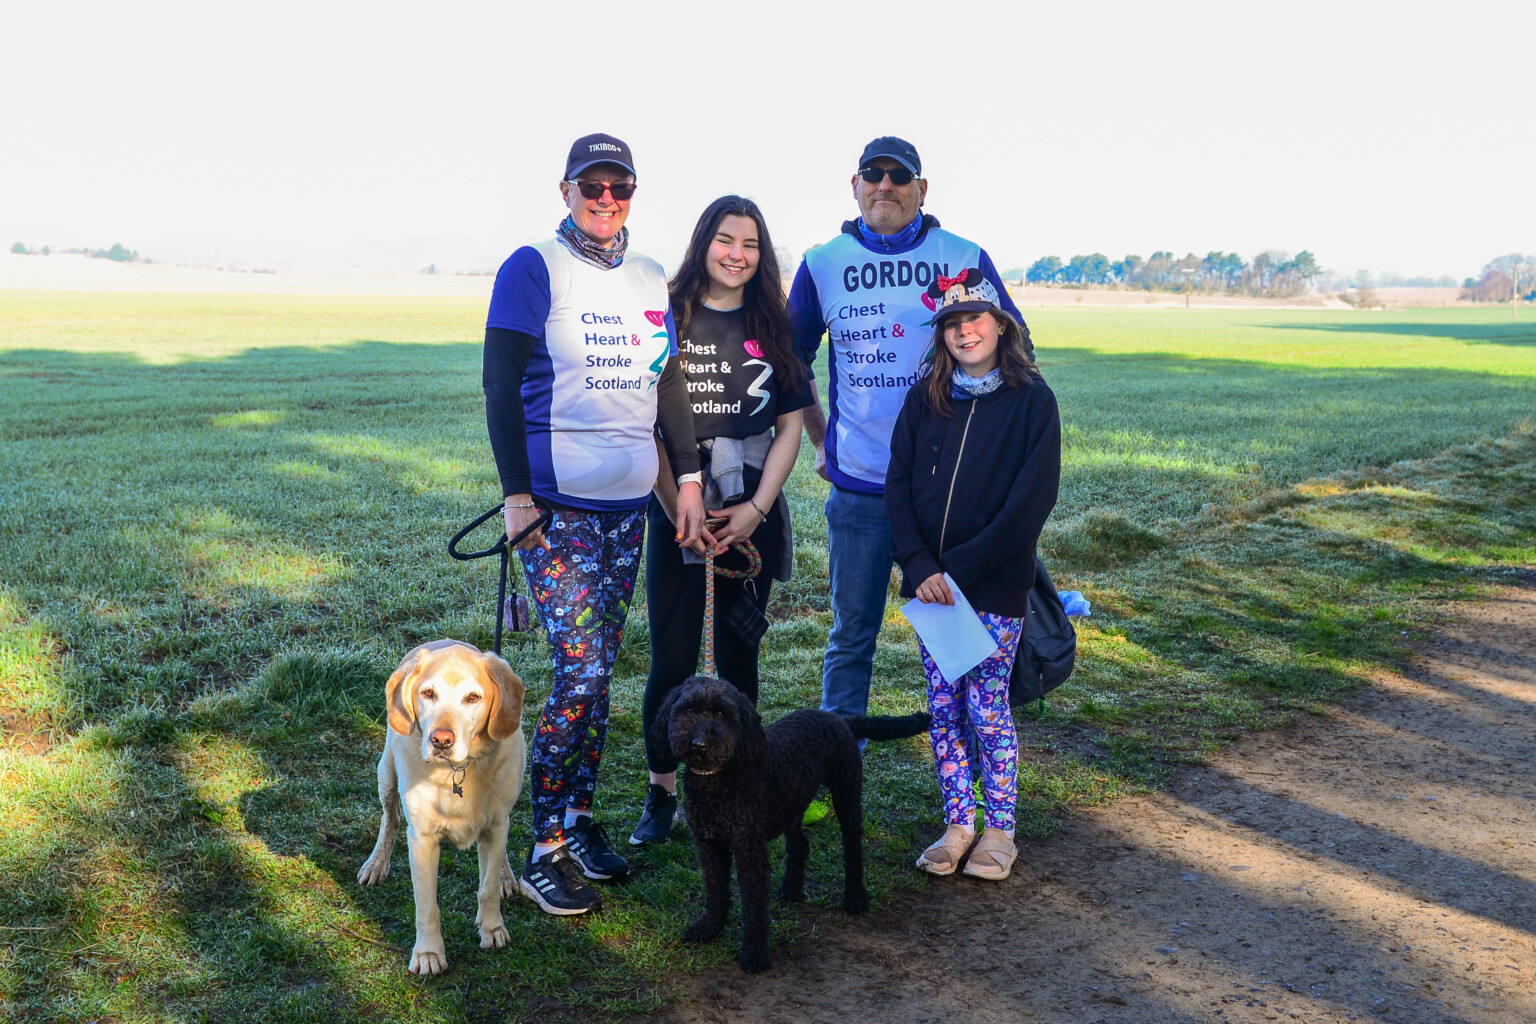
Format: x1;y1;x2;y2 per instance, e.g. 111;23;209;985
565;133;636;179
858;136;921;176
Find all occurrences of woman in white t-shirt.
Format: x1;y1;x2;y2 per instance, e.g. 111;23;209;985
482;133;704;915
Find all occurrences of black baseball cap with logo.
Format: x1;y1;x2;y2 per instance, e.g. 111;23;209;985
565;133;637;180
858;136;921;176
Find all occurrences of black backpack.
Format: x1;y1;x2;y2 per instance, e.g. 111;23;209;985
1009;557;1077;706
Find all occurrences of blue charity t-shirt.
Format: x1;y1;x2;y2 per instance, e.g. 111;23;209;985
486;238;678;511
787;218;1025;495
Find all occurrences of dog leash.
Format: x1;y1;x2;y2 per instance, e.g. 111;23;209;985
701;518;762;678
450;504;762;673
443;504;552;799
448;504;554;657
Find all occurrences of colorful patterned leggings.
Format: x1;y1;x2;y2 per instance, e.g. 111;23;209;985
920;611;1023;833
518;508;645;845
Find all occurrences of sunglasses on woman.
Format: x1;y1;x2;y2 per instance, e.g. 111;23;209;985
858;165;916;186
569;180;637;201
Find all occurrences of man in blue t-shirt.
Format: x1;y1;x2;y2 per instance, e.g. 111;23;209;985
788;135;1027;726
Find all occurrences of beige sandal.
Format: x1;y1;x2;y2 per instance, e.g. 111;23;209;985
914;824;977;876
961;828;1017;881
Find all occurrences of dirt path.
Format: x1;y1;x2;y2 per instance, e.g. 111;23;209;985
648;586;1536;1024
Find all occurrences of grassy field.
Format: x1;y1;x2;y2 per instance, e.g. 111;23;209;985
1;293;1533;1023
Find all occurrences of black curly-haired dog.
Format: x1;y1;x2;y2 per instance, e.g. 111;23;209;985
652;675;930;973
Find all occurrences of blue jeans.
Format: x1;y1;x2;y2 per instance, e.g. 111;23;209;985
821;486;895;728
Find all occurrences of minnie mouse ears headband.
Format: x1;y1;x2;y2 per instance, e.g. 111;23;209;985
920;268;1002;326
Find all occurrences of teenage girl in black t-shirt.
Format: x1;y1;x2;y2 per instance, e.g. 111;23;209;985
630;196;815;846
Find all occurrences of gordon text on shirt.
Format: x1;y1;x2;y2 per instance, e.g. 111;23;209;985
841;260;952;292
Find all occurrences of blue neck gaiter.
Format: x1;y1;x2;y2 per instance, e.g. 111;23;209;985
856;215;923;253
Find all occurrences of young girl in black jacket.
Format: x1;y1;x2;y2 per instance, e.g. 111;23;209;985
884;268;1061;881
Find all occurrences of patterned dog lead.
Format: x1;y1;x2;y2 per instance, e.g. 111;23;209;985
701;518;763;678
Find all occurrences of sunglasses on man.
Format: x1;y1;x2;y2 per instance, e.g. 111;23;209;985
858;165;916;186
569;180;637;201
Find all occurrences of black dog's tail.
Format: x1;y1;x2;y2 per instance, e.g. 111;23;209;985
843;711;931;742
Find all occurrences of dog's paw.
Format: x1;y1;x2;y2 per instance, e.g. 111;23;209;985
479;923;510;949
739;948;771;974
357;855;390;886
775;883;805;904
408;948;448;976
683;917;724;944
842;889;870;915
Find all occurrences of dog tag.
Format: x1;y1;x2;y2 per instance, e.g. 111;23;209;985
452;782;463;797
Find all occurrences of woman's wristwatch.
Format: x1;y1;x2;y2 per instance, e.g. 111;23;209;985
677;472;703;488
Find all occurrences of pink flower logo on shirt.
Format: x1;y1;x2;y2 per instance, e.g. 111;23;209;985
743;338;764;358
644;310;666;327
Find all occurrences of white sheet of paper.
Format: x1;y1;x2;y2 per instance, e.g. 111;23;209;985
899;573;999;682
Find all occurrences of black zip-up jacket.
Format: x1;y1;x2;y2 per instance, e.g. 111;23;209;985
884;373;1060;616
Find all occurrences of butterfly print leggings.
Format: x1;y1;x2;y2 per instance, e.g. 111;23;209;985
919;610;1023;833
518;508;645;844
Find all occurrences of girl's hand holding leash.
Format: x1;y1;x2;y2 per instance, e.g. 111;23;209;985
655;481;715;555
916;572;955;606
503;494;551;552
704;499;766;554
675;480;709;554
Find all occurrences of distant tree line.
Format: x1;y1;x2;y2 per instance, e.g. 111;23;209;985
1021;249;1320;297
1461;254;1535;303
1309;269;1460;292
1371;272;1459;288
10;241;140;262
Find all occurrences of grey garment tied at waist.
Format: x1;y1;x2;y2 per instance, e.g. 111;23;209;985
682;430;793;582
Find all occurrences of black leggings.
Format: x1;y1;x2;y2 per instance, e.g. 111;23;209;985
641;494;783;774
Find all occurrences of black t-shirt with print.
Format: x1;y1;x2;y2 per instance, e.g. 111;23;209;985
680;304;815;440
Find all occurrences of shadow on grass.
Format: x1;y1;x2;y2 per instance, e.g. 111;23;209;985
0;730;398;1021
2;338;1534;1020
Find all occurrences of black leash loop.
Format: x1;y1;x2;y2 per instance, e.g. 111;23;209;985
448;505;553;656
448;504;553;561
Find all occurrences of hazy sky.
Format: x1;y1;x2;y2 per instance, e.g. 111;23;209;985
5;1;1531;279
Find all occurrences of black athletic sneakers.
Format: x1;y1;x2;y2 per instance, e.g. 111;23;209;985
565;818;630;879
520;845;601;916
629;784;679;846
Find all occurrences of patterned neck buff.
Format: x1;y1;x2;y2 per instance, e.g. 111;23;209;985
856;214;923;252
951;366;1005;398
556;216;628;270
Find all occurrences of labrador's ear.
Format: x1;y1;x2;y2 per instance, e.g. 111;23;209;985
385;648;427;735
479;652;524;741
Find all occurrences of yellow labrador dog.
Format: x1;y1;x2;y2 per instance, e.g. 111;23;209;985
357;639;525;975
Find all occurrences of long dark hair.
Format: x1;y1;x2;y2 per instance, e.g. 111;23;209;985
668;195;805;391
920;309;1037;417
